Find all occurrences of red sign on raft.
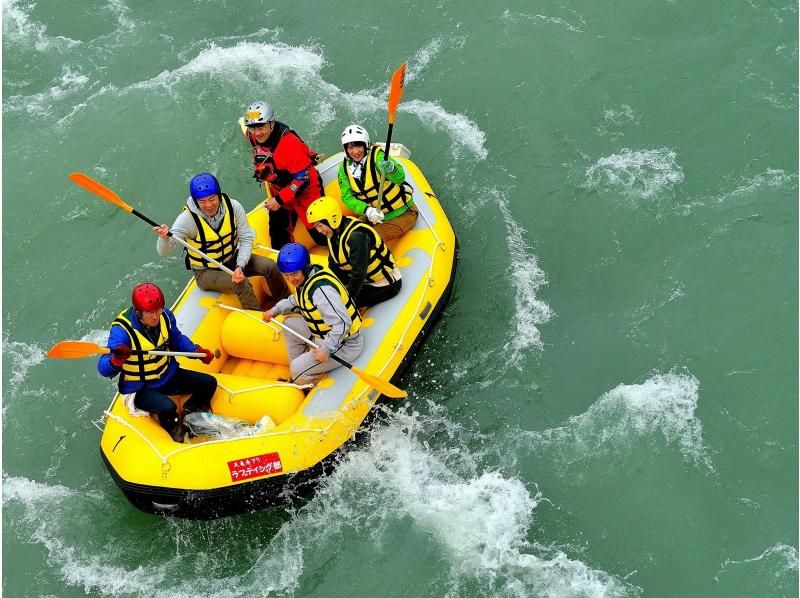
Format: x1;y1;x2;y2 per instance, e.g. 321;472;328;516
227;452;283;482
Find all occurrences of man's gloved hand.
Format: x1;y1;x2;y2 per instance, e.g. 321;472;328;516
377;159;397;175
365;207;384;224
196;347;215;365
110;345;131;368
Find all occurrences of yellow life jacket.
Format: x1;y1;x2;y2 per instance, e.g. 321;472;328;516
296;266;362;339
344;145;411;213
184;193;238;269
329;216;397;283
113;310;172;382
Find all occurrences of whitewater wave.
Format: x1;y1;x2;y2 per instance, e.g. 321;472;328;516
5;65;92;118
3;339;46;390
584;148;684;200
276;405;636;597
595;104;640;138
38;39;488;159
519;372;713;470
489;188;555;360
2;0;81;51
1;405;637;597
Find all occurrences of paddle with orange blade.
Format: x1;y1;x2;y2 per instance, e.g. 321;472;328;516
376;63;408;205
47;340;218;360
198;298;407;399
67;173;235;274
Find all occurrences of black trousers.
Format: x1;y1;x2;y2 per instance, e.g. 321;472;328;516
269;208;328;248
356;278;402;309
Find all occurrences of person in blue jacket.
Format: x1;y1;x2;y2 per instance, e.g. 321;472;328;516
98;282;217;442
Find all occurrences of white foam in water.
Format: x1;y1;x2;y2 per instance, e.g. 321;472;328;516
2;0;81;51
500;9;586;33
288;406;634;597
3;475;83;504
715;543;799;583
487;188;554;361
6;65;92;118
4;474;302;597
3;339;46;390
47;38;487;162
584;148;684;199
595;104;639;137
401;99;488;159
405;38;444;84
107;0;135;32
717;168;797;202
131;41;325;91
406;36;466;85
524;372;713;470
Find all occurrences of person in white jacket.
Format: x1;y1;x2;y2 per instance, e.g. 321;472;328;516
153;172;289;310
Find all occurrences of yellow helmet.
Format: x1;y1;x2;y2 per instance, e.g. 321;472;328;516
306;196;342;229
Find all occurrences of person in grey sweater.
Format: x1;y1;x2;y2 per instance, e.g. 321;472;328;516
153;173;289;310
263;243;363;386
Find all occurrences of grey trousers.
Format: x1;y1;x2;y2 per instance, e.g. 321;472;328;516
282;316;364;385
192;255;289;310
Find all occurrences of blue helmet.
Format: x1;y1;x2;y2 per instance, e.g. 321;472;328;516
277;243;310;274
189;173;221;200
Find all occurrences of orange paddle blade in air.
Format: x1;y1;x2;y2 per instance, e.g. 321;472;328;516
387;63;407;124
68;172;134;213
48;340;110;359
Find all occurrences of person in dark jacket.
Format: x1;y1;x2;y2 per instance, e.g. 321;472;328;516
243;100;327;248
306;196;402;309
97;283;217;442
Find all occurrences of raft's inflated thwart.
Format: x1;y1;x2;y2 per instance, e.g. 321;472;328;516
99;144;457;519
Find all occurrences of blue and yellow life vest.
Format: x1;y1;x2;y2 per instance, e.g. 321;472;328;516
112;310;172;382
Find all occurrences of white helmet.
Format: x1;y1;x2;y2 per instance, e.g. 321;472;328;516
244;101;274;126
341;124;370;148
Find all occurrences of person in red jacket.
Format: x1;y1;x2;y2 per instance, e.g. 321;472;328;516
243;100;327;248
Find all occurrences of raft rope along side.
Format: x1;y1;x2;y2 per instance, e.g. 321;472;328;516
105;406;349;465
215;380;313;400
104;410;171;465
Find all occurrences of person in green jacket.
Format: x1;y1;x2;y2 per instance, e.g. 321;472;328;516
337;124;418;242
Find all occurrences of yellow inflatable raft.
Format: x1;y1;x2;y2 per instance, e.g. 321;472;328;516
99;143;457;518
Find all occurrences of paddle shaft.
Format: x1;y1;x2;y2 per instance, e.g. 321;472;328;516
68;172;235;275
48;340;208;359
141;211;235;275
205;301;406;399
211;302;355;370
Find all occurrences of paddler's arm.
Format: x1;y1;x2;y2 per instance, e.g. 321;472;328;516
273;136;314;207
97;325;129;378
313;285;352;357
264;295;299;320
154;210;197;257
344;229;370;300
375;148;406;184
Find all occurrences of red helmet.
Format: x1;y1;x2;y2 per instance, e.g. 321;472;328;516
131;283;165;312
